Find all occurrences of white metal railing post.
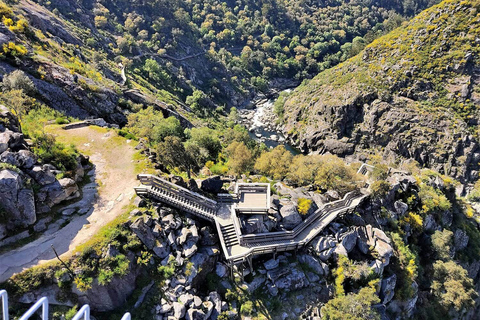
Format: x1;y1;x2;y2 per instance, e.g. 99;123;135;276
19;297;48;320
0;290;8;320
72;305;90;320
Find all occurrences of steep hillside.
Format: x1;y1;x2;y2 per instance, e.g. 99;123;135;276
0;0;439;126
280;0;480;185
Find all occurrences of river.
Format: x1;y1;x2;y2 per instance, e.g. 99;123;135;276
239;90;299;154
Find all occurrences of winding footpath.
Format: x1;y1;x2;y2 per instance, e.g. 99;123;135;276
0;126;138;282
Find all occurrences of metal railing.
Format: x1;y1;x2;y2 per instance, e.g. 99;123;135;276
0;291;131;320
1;290;8;320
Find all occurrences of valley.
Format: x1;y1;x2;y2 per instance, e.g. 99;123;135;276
1;0;480;319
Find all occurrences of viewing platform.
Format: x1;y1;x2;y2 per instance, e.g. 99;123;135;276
135;163;374;266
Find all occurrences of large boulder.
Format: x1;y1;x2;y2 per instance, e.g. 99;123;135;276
274;267;309;291
28;165;56;185
37;178;79;207
358;225;393;271
298;254;326;276
0;129;24;152
186;308;206;320
340;230;358;253
74;264;140;312
130;217;156;250
201;176;224;194
394;201;408;217
242;215;267;234
454;229;469;252
279;204;302;229
0;169;36;228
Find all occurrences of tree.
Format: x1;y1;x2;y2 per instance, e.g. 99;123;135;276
126;106;183;144
94;15;108;28
431;229;453;260
187;127;221;161
254;145;293;180
186;89;208;115
321;286;380;320
156;136;194;178
0;89;35;131
370;180;391;199
1;70;36;96
314;155;362;194
225;141;253;175
432;260;477;312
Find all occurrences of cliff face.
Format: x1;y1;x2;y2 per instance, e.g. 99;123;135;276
281;0;480;184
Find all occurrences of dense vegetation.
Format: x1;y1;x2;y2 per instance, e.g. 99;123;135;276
25;0;439;107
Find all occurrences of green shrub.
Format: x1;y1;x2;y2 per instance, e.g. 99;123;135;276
55;117;69;125
240;300;254;316
65;305;78;320
297;198;313;215
32;133;78;172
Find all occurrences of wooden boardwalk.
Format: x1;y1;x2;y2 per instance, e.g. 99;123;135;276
135;164;373;265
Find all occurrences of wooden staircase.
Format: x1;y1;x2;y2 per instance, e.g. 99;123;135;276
135;175;217;222
219;224;239;248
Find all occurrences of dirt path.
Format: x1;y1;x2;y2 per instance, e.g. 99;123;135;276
0;125;138;282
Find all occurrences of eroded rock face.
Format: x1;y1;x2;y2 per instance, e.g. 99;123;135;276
380;274;397;304
74;263;140;312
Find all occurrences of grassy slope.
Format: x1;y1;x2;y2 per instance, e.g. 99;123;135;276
284;0;480;128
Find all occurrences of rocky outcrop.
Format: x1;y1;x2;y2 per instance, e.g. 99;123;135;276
0;169;36;228
0;106;85;241
280;0;480;183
